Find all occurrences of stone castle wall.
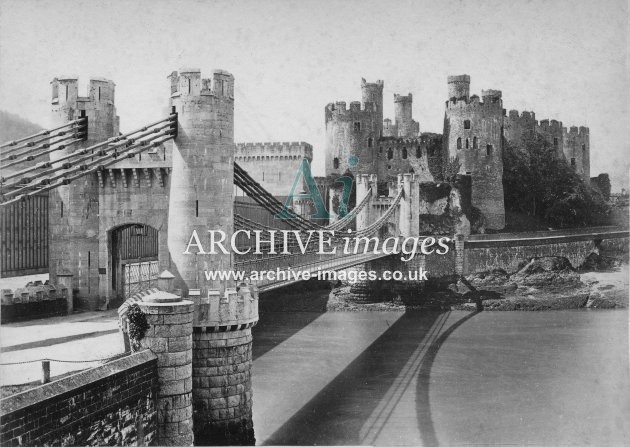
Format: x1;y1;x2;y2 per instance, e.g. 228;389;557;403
235;141;313;196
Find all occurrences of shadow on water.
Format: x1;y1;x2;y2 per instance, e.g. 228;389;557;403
415;310;481;447
262;310;480;445
252;283;331;360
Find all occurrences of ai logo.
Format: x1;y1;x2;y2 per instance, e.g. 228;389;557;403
275;158;353;220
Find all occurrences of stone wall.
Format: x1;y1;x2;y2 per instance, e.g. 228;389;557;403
374;137;435;181
96;167;172;307
464;233;628;274
192;329;254;445
235;142;313;197
1;281;69;323
0;350;157;447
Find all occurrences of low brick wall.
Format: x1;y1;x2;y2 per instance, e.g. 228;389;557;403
0;350;158;447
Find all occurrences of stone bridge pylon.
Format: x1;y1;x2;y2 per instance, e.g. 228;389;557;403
168;68;258;445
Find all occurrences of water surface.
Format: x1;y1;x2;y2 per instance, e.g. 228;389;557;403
252;309;629;445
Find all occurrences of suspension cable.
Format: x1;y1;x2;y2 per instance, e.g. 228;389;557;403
0;118;85;152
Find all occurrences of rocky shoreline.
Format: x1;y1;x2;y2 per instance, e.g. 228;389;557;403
326;253;629;312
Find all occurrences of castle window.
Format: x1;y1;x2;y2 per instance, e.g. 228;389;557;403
473;136;478;149
333;157;339;169
387;165;391;170
410;168;415;174
464;120;471;130
402;147;408;159
571;158;576;166
98;87;101;101
582;144;586;152
554;137;558;148
52;82;58;100
188;78;191;94
65;85;68;101
379;147;383;153
368;137;373;148
387;148;393;160
429;147;436;156
416;147;421;158
465;138;469;149
354;122;361;132
457;138;462;150
262;172;265;180
486;144;493;155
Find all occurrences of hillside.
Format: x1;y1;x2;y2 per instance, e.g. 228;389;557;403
0;110;43;142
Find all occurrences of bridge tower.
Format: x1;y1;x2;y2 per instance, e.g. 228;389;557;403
49;76;119;309
398;173;420;237
167;68;257;445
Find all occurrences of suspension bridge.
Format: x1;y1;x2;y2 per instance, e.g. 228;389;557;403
0;108;406;293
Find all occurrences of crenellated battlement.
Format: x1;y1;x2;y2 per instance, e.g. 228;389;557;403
394;93;412;103
538;119;564;131
167;68;234;99
445;94;502;111
563;125;589;136
326;100;376;115
51;76;116;105
235;141;313;161
506;109;536;122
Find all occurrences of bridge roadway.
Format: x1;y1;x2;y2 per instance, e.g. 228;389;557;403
235;244;396;292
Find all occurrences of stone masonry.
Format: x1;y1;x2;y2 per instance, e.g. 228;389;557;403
138;292;195;446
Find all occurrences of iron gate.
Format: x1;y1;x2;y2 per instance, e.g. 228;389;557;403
122;260;159;297
111;224;159;299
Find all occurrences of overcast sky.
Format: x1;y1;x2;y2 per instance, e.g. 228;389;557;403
0;0;627;189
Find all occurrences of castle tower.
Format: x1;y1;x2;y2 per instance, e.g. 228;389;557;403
325;79;383;177
563;126;590;183
361;78;384;137
447;75;470;100
168;68;257;444
49;76;119;309
443;75;505;229
394;94;419;137
537;119;564;158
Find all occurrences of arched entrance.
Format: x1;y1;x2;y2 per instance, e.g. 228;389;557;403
110;223;159;299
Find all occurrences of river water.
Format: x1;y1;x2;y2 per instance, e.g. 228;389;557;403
252;309;629;446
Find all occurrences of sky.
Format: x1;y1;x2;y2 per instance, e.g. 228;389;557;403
0;0;627;189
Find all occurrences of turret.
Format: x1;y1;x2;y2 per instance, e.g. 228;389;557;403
325;78;382;176
447;74;470;100
361;78;384;136
394;93;418;137
167;68;256;444
48;76;119;308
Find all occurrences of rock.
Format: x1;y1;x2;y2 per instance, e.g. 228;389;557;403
464;269;516;292
510;257;580;287
586;297;617;309
579;252;622;272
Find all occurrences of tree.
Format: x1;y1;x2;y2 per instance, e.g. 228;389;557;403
502;134;610;228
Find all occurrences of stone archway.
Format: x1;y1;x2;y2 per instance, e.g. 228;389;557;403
109;223;159;301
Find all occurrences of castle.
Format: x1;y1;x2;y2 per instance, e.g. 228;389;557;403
324;74;591;230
